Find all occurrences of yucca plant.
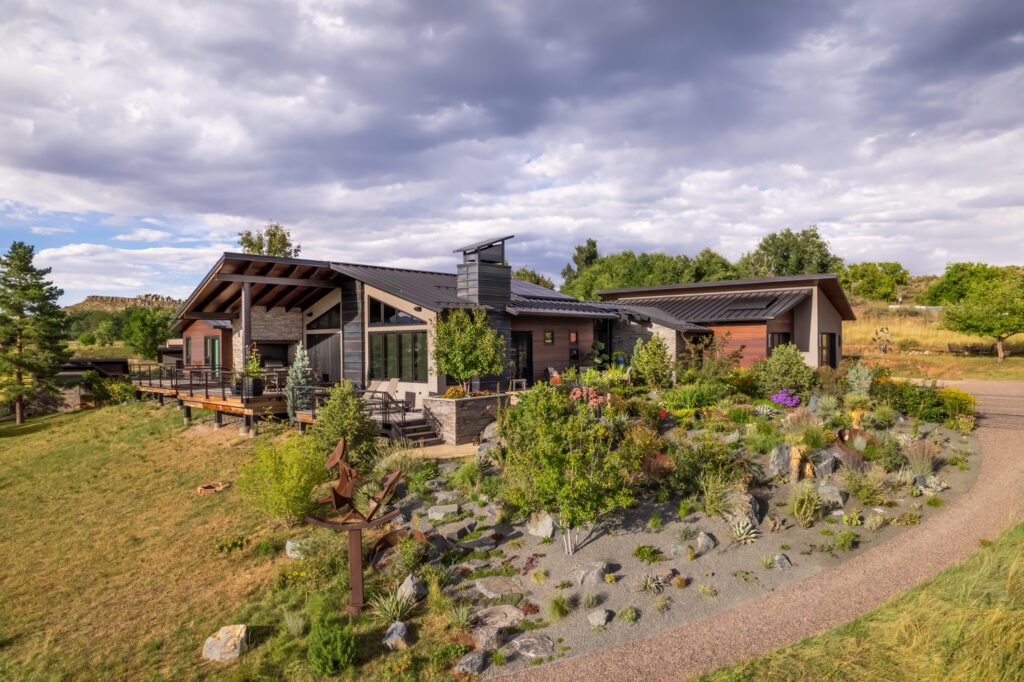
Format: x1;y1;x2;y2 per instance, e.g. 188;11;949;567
729;519;761;545
446;602;473;631
635;573;666;595
368;591;416;624
789;480;823;528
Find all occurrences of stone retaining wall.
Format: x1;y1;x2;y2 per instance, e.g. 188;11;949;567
422;394;510;445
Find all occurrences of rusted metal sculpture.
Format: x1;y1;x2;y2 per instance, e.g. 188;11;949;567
306;438;403;614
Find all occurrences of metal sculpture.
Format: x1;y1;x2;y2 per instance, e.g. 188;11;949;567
306;438;403;614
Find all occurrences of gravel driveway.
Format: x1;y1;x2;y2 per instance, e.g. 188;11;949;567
503;380;1024;682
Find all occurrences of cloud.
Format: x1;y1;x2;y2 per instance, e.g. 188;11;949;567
113;228;173;242
30;226;74;235
0;0;1022;299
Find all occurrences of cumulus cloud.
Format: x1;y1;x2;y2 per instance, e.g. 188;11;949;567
30;226;74;235
0;0;1022;301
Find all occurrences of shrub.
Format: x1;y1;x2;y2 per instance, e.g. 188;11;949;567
450;458;484;493
282;609;307;637
548;594;574;619
698;470;733;518
678;498;695;519
238;436;327;526
647;510;663;530
306;381;379;474
862;434;908;472
636;573;667;595
869;403;897;429
447;602;473;630
866;514;887;532
661;383;727;410
670;435;757;497
833;530;860;551
789;481;823;528
307;616;357;674
631;336;672;388
904;440;940;477
753;344;814;398
938;388;976;418
843;466;888;506
369;591;416;624
744;419;783;455
617;606;640;623
582;593;602;608
633;545;665;564
846;362;874;393
105;379;139;404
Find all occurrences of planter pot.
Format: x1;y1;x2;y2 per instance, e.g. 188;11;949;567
232;377;265;398
422;393;511;445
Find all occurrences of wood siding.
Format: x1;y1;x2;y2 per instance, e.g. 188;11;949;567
182;320;232;368
706;322;767;368
510;316;595;383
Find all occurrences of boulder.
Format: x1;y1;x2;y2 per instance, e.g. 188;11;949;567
527;511;555;538
722;430;741;445
696;531;718;557
475;604;526;628
509;633;555;660
817;481;847;510
397;574;426;602
807;394;822;413
434;490;462;504
458;534;497;551
652;566;676;584
587;609;612;627
722;490;759;527
454;650;488;675
572;560;608;587
924;475;949;493
477;441;500;459
383;621;409;650
425;477;446;492
284;539;306;560
437;517;476;541
202;624;247;662
461;558;495;572
772;553;793;570
427;504;460;521
768;444;790;478
474;576;523;599
480;420;500;443
472;625;503;650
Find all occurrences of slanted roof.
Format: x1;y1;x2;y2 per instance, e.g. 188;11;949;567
613;304;711;333
614;289;811;325
453;235;515;254
510;280;574;300
597;274;856;320
330;262;469;311
506;298;621;319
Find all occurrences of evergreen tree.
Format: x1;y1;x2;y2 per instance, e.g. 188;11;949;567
560;238;599;286
286;342;312;421
0;242;71;424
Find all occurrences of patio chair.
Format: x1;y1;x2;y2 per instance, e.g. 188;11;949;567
547;367;560;382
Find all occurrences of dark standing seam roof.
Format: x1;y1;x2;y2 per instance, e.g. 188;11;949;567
510;280;574;300
329;263;471;311
505;298;622;318
614;289;811;324
612;304;711;333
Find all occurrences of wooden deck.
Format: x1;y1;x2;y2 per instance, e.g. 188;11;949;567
135;382;288;417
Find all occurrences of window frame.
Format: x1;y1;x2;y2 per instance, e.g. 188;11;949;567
366;297;426;328
368;330;429;382
543;330;555;345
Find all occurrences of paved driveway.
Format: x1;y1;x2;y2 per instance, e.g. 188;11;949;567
505;381;1024;682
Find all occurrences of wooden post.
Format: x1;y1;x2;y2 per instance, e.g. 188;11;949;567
346;529;364;615
298;421;307;435
182;405;192;426
241;281;252;357
240;414;252;437
157;393;165;407
213;411;223;430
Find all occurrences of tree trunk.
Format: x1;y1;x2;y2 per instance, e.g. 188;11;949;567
14;396;24;425
996;338;1005;362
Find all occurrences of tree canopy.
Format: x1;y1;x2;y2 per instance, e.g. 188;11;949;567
943;272;1024;361
512;266;555;290
919;262;1011;305
841;261;909;302
736;227;843;278
119;307;174;360
238;222;302;258
431;307;506;390
560;238;599;287
0;241;70;423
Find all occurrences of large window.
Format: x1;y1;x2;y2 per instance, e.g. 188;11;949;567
369;331;428;382
367;297;425;327
307;306;340;329
767;332;792;355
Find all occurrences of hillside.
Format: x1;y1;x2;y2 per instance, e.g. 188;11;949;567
65;294;182;314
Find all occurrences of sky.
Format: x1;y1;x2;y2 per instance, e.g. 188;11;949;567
1;1;1023;304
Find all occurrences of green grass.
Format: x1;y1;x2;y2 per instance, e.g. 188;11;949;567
700;523;1024;681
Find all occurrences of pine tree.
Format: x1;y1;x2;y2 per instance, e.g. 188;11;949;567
286;341;312;421
0;242;71;424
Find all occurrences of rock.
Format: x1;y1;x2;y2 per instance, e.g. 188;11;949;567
817;481;847;510
472;625;503;650
437;517;477;541
722;430;741;445
722;490;759;526
434;490;462;504
696;531;718;557
480;420;500;443
475;604;526;628
383;621;409;650
284;539;306;560
474;576;523;599
527;511;555;538
652;566;676;584
412;516;436;536
772;553;793;570
202;624;247;662
812;449;839;478
572;560;608;587
425;477;446;492
587;609;612;627
461;558;495;572
477;441;499;459
458;534;497;551
924;475;949;493
768;444;790;478
454;650;488;675
509;633;555;660
427;504;460;521
807;394;821;413
397;574;426;602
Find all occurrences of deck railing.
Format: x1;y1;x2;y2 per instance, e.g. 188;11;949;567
285;384;408;435
129;363;290;401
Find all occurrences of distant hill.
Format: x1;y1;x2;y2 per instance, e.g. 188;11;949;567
65;294;182;314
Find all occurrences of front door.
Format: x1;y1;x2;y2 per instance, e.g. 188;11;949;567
204;336;221;371
820;333;838;369
307;333;341;384
511;331;533;385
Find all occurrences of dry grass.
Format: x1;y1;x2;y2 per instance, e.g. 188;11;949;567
861;353;1024;381
67;340;147;362
700;523;1024;681
0;403;279;680
845;312;1024;354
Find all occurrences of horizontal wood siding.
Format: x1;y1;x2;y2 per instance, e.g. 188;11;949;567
767;310;793;334
510;316;594;382
706;322;767;368
182;321;232;368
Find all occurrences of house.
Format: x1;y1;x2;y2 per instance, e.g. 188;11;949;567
597;275;856;368
173;319;233;370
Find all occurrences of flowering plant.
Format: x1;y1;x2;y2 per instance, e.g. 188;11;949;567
770;388;800;408
550;375;562;384
442;385;467;399
569;386;605;407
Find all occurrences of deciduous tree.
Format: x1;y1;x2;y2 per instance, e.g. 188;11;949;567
238;221;302;258
943;273;1024;361
431;307;506;391
919;262;1011;305
512;266;554;289
841;262;909;302
736;227;843;278
119;307;174;360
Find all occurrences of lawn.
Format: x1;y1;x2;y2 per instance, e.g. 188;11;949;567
699;522;1024;681
0;403;275;680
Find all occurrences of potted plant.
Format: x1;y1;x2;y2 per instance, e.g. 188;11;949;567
233;345;265;397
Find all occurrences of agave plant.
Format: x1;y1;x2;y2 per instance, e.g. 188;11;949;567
635;573;667;595
754;404;775;418
369;591;416;624
817;394;839;414
728;520;761;545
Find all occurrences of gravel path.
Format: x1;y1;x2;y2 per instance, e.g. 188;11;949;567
504;380;1024;682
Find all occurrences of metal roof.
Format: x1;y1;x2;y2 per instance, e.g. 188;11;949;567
510;280;574;300
506;298;621;319
614;289;811;324
452;235;515;253
330;262;470;311
613;304;711;333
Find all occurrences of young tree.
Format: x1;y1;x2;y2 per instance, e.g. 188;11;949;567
120;307;174;359
94;319;117;346
631;335;672;388
431;307;506;392
0;241;70;424
512;266;555;290
943;273;1024;361
305;381;379;474
238;221;302;258
286;342;312;421
736;227;843;278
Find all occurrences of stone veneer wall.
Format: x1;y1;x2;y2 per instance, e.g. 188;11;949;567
422;394;510;445
611;319;679;360
231;308;303;369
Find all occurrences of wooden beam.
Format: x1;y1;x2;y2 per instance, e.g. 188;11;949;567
181;311;238;320
215;273;337;288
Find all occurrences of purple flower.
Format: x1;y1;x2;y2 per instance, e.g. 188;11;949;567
770;388;801;408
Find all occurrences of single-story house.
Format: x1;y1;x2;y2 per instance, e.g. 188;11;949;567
169;236;854;406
